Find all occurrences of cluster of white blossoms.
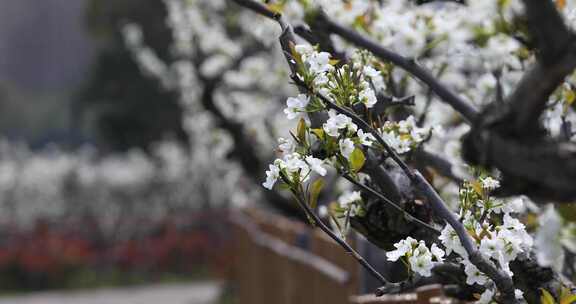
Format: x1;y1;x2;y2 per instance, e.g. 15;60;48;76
264;44;436;193
442;177;530;302
263;152;327;190
379;115;430;154
386;237;445;277
386;175;530;302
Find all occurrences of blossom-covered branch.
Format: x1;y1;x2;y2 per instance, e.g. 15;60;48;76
309;11;479;123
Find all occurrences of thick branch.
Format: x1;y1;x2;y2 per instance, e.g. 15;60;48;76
522;0;572;64
506;43;576;132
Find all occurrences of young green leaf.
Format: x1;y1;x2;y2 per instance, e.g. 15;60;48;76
297;118;307;144
541;288;557;304
309;178;325;209
311;128;325;141
350;148;366;172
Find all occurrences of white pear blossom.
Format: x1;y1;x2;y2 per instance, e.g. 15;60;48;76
284;94;309;120
386;237;418;262
294;44;333;75
409;250;434;277
339;138;356;160
357;129;376;146
479;236;505;260
430;243;445;263
323;111;357;137
362;65;386;91
283;153;311;182
305;156;327;176
262;164;280;190
463;261;488;286
515;289;524;301
438;224;468;258
359;83;378;108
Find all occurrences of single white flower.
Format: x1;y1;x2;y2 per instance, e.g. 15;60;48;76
284;153;311;183
398;116;416;133
307;51;332;74
262;164;280;190
386;237;417;262
514;289;524;300
357;129;376;146
339;138;356;159
305;156;327;176
323;111;355;137
337;191;362;217
284;94;309;120
479;236;505;259
409;251;434;277
362;65;386;91
294;44;314;56
464;261;488;286
439;224;468;258
359;84;378;108
430;243;445;263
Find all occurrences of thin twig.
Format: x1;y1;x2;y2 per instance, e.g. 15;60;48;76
282;176;391;288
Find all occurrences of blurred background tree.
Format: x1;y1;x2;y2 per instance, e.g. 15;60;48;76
79;0;188;152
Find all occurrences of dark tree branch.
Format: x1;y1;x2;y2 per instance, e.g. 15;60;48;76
505;45;576;133
283;175;394;292
522;0;572;64
463;1;576;202
413;150;463;183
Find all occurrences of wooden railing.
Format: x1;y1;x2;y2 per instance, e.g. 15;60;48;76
231;208;463;304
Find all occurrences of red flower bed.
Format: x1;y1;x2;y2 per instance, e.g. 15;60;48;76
0;210;232;290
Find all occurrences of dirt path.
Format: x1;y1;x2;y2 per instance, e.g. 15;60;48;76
0;281;221;304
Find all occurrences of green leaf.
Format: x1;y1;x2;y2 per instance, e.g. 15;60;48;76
350;148;366;172
558;205;576;222
311;128;324;141
561;294;576;304
541;288;557;304
297;118;307;144
309;178;325;209
266;3;284;14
